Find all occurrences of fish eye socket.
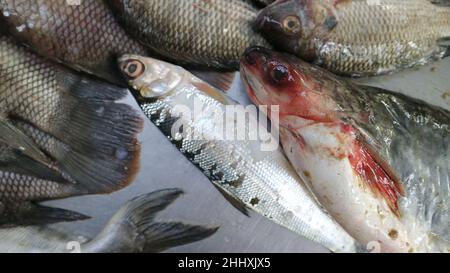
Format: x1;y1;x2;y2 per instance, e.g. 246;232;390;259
270;65;289;84
122;60;145;79
282;15;301;34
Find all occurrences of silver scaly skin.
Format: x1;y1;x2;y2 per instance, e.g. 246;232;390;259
118;55;362;253
0;189;218;253
240;47;450;252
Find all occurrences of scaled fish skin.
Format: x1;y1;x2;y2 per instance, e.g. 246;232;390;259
0;0;148;85
0;36;143;226
109;0;271;70
0;189;219;253
240;47;450;253
255;0;450;76
118;54;363;253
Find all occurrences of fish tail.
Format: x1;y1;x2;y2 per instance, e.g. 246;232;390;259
14;72;144;194
84;189;219;253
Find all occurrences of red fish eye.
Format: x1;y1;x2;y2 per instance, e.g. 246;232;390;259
270;65;289;83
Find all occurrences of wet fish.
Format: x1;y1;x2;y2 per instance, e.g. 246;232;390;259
117;54;363;253
255;0;450;76
0;36;143;226
240;47;450;252
109;0;271;70
0;189;218;253
0;0;148;85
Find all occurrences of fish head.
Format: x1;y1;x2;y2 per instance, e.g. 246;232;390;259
240;47;338;122
255;0;337;61
119;55;184;99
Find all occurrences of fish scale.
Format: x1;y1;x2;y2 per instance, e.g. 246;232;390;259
0;36;144;226
119;55;363;252
240;47;450;252
110;0;271;69
257;0;450;76
0;0;148;85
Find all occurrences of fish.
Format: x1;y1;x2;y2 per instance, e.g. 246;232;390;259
240;46;450;252
117;54;364;253
0;0;148;85
255;0;450;76
0;188;219;253
109;0;271;71
0;36;143;226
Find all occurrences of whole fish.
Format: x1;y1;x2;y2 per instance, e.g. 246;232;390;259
109;0;271;70
255;0;450;76
0;36;143;226
0;189;218;253
118;54;363;253
0;0;148;85
240;47;450;252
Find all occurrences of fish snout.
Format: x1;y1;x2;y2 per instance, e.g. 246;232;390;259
242;46;271;67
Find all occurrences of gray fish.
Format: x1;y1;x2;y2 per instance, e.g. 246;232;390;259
255;0;450;76
240;46;450;252
0;189;219;253
0;0;148;85
109;0;271;70
117;54;363;253
0;36;143;226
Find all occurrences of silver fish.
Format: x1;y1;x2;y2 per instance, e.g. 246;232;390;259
0;189;218;253
117;55;363;252
240;46;450;253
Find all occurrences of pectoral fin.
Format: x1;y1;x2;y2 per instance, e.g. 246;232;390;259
348;136;404;217
0;120;50;165
0;202;89;227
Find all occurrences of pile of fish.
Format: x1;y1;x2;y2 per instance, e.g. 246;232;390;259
0;0;449;253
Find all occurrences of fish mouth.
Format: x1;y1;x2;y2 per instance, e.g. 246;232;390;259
240;49;270;108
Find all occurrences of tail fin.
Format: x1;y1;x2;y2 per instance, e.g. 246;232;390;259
84;189;219;253
12;71;144;194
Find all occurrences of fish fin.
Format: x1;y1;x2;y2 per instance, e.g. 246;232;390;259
13;119;141;194
88;189;218;253
0;120;50;165
430;0;450;6
0;202;90;227
348;137;404;217
212;183;250;217
11;71;144;194
437;37;450;57
437;37;450;48
0;149;71;186
190;70;236;92
141;222;219;253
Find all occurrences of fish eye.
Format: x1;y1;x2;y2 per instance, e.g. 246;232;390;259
270;65;289;84
282;15;301;34
122;60;145;79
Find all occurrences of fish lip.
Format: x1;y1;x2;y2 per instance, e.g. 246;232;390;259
255;7;282;34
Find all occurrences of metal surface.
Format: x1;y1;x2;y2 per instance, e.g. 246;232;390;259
45;58;450;253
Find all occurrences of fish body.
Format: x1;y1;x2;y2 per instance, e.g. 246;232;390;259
118;55;362;253
0;36;143;226
0;189;218;253
109;0;271;70
240;47;450;252
256;0;450;76
0;0;148;85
